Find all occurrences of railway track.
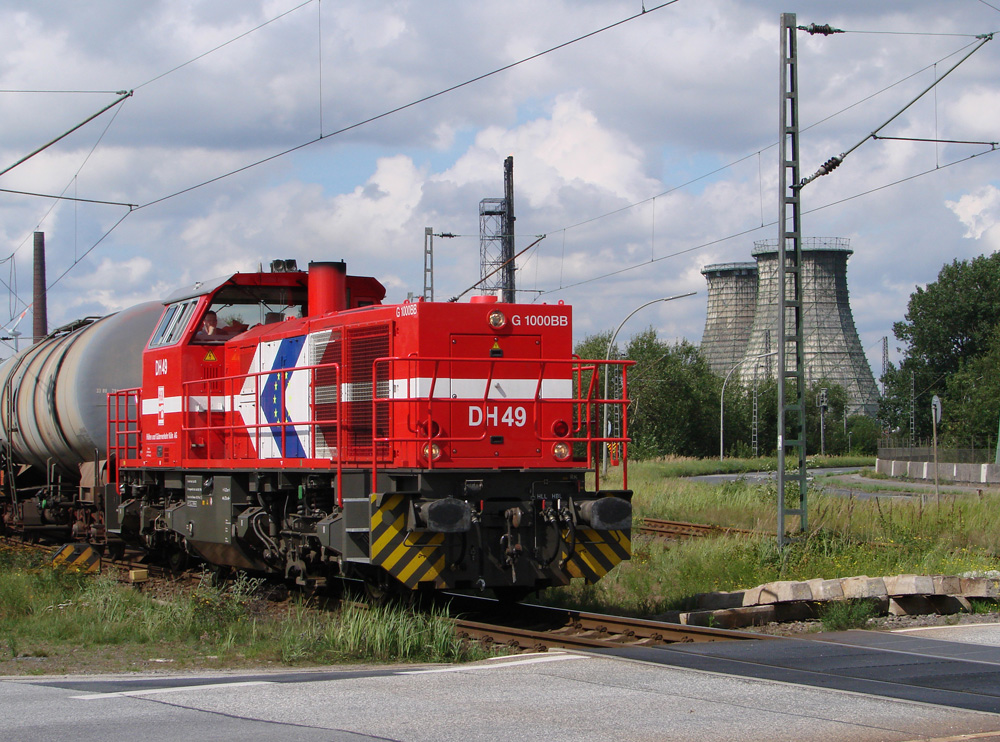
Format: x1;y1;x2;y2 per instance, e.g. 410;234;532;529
0;533;189;583
639;518;756;540
6;531;764;654
0;532;55;554
450;600;770;653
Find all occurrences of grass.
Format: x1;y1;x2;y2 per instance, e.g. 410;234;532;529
0;544;493;674
541;460;1000;617
3;453;993;668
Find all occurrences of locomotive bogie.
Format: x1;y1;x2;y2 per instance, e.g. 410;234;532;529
111;464;631;593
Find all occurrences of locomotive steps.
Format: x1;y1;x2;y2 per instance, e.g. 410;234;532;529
656;573;1000;629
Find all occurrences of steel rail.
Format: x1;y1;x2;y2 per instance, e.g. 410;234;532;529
450;600;772;653
639;518;757;539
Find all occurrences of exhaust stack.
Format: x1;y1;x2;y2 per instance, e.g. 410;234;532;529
308;261;347;316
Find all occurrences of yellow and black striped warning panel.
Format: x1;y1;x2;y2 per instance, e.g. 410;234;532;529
563;528;631;583
50;543;102;573
369;494;447;588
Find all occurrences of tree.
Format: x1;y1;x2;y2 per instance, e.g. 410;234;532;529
893;253;1000;377
575;328;721;459
625;329;719;458
846;414;880;455
883;253;1000;447
940;325;1000;449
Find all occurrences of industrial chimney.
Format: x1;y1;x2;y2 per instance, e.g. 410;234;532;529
740;237;879;416
699;262;758;376
33;232;47;344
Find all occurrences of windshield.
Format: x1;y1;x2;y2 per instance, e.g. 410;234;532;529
193;283;307;343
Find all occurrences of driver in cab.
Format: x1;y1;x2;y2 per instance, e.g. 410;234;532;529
196;310;229;341
201;310;220;336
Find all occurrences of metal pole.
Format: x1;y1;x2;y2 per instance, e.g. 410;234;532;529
777;12;808;548
777;13;792;546
423;227;434;301
820;405;825;456
720;351;777;461
502;156;516;304
933;411;939;505
602;293;695;476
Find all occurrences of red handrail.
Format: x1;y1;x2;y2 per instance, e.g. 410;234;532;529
110;354;631;506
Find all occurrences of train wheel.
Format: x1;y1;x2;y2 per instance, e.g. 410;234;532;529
206;563;233;587
362;571;410;605
166;547;189;574
106;540;126;561
492;586;535;606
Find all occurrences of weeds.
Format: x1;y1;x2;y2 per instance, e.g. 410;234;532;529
820;599;879;631
3;633;16;660
971;599;1000;615
615;455;874;480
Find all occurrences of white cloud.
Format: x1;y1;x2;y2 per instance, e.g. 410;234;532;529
0;0;998;365
946;185;1000;241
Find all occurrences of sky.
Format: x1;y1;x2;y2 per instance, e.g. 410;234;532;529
0;0;998;380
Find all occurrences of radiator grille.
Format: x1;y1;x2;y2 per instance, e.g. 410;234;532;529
344;325;390;459
310;329;342;458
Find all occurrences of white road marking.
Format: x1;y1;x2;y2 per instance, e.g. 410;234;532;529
401;653;585;675
71;680;274;700
893;622;1000;633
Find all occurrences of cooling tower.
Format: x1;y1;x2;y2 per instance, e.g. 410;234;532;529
699;262;758;376
740;237;879;416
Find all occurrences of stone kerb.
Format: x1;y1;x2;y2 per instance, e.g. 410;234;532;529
666;573;1000;630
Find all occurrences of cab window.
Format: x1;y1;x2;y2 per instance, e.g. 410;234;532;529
149;299;198;348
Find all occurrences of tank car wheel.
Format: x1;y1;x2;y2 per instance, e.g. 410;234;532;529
205;563;233;587
166;547;189;574
106;540;126;561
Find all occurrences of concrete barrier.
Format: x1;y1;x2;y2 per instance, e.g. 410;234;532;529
876;458;1000;485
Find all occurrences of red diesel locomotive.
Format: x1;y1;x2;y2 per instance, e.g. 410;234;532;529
2;260;632;599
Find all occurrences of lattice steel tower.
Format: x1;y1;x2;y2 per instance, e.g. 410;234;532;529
479;156;515;301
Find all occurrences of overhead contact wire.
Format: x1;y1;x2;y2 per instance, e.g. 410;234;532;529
135;0;681;211
133;0;317;90
538;146;999;296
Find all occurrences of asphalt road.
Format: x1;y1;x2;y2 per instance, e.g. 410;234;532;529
690;467;993;500
5;640;1000;742
688;467;859;486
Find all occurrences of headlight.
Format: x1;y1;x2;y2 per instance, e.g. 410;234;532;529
418;420;441;438
422;442;442;461
552;442;571;461
488;310;506;329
